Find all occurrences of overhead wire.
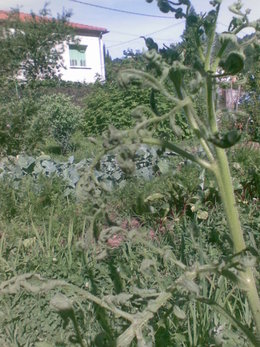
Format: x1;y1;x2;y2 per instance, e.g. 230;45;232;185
69;0;185;49
106;20;229;49
111;30;140;38
69;0;176;19
106;21;185;49
69;0;228;52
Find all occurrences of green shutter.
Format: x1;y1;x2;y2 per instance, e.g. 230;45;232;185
69;45;86;67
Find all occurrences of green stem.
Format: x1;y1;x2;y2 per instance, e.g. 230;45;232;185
135;97;190;132
184;103;215;163
142;137;212;170
213;148;260;339
213;150;245;252
205;58;260;339
212;41;229;72
206;75;218;134
205;28;217;71
173;83;215;163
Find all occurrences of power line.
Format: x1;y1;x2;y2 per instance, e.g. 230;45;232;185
106;37;141;49
146;21;185;36
69;0;175;19
107;20;230;48
217;21;229;28
106;22;185;49
108;24;182;40
112;30;140;38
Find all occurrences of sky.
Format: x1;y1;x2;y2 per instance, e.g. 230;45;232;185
1;0;259;58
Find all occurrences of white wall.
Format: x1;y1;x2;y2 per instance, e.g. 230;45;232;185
60;34;105;83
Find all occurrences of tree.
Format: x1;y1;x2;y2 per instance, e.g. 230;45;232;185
0;6;74;155
0;5;73;84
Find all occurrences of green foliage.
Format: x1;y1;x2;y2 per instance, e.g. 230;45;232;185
0;147;259;345
82;81;143;136
231;145;260;200
0;185;258;345
0;6;73;83
240;44;260;142
0;174;68;222
0;93;84;155
0;94;38;155
1;1;260;346
32;94;84;153
82;80;190;141
0;146;182;202
0;5;77;156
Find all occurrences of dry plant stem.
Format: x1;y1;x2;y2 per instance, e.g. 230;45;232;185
1;269;257;345
116;292;172;347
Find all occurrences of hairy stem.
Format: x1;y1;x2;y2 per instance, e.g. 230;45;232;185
213;147;260;339
205;62;260;339
142;137;213;170
173;82;215;163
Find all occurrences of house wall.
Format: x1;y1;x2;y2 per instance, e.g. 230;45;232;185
60;34;105;83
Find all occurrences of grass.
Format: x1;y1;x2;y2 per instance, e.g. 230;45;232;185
0;147;259;346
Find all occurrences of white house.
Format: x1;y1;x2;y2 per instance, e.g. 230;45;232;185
60;20;108;83
0;10;109;83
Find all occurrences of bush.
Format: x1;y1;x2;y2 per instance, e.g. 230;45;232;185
82;81;148;136
0;95;38;156
30;94;84;153
0;93;85;156
82;81;191;140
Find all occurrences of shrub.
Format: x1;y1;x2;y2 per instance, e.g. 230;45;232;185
82;81;191;140
82;81;148;136
0;95;38;155
30;94;84;153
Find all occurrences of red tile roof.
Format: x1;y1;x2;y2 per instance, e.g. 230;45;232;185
0;10;108;34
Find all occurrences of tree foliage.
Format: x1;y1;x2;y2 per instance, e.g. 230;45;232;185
0;5;73;83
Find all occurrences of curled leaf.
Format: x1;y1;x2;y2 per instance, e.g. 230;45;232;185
209;130;241;148
219;51;245;75
158;0;172;13
229;2;243;16
219;32;238;45
141;36;158;51
180;278;200;295
140;259;156;273
190;72;203;94
118;69;162;91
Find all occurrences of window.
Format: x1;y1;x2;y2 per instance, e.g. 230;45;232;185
69;45;87;67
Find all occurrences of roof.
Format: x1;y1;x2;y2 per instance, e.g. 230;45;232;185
0;10;108;34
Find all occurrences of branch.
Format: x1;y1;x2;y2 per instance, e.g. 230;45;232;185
116;291;172;347
142;137;213;170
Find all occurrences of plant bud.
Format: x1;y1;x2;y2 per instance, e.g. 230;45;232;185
158;0;171;13
219;51;245;75
50;293;73;313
